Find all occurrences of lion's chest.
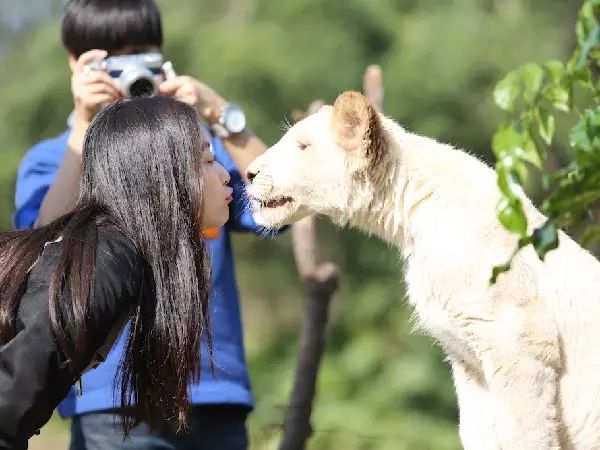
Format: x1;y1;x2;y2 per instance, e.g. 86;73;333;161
404;266;486;367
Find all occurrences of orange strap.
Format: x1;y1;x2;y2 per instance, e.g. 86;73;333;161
202;228;220;240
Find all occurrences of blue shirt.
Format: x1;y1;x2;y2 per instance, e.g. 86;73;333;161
14;129;267;416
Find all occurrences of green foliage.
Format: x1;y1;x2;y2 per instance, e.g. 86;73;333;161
492;0;600;279
0;0;576;448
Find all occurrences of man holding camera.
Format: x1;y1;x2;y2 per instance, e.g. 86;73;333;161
14;1;276;449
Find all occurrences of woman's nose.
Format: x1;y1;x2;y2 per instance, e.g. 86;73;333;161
218;163;231;185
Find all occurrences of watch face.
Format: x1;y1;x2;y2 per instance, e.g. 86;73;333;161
224;107;246;133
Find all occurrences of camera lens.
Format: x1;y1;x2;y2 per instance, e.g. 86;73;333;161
119;66;158;98
129;77;155;98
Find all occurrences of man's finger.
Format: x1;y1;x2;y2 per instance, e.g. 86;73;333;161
176;94;197;106
82;72;121;92
79;71;111;85
86;83;121;98
159;77;186;95
87;93;116;106
76;49;108;73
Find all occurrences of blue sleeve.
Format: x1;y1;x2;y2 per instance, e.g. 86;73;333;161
13;133;68;229
211;135;286;236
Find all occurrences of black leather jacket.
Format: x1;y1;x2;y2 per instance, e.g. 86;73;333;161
0;229;144;449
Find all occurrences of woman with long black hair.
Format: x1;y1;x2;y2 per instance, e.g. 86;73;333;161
0;96;233;449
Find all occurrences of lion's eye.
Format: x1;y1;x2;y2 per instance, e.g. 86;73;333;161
298;142;308;150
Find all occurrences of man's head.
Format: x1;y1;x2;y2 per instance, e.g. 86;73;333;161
62;0;163;68
246;91;390;228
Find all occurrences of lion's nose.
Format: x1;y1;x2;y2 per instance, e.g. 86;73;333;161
246;168;259;184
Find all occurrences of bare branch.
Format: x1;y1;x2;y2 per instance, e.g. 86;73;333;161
363;64;384;112
280;65;384;450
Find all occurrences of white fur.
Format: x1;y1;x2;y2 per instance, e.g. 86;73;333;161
246;95;600;449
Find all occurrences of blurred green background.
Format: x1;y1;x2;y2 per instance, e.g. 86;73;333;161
0;0;580;449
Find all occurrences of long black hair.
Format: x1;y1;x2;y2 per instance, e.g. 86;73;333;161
0;97;211;432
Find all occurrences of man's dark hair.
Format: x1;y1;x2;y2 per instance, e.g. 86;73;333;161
61;0;163;58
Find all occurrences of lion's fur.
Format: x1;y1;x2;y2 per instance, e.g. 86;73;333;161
247;91;600;449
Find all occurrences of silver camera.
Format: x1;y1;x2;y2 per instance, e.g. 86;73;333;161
86;52;174;98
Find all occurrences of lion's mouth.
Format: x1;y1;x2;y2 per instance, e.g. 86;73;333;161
253;196;294;209
249;193;302;227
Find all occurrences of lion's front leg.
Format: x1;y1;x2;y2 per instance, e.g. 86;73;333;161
451;359;501;450
480;304;563;450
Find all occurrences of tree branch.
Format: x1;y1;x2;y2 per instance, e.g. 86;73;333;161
278;100;338;450
279;65;384;450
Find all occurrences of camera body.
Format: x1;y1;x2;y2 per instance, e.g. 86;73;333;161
86;52;172;98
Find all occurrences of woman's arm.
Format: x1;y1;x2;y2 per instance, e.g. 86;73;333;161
0;227;144;448
83;228;145;362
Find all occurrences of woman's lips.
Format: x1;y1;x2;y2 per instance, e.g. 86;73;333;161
225;186;234;204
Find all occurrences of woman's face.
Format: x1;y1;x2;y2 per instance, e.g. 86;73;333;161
199;141;232;230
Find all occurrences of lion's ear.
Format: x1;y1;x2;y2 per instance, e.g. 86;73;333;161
332;91;385;162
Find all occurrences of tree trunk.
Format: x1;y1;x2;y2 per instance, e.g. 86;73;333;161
278;66;384;450
277;216;339;450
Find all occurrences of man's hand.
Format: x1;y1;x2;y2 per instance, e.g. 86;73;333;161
160;74;267;183
41;49;122;226
159;76;227;124
71;49;122;124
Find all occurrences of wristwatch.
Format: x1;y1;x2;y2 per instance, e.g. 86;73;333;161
210;103;246;138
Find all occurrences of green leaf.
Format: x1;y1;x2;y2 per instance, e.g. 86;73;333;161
590;48;600;66
569;107;600;152
513;160;529;185
497;198;528;237
535;107;555;145
494;71;520;111
571;66;592;85
577;2;599;46
578;25;600;68
550;189;600;215
496;166;522;198
531;221;559;260
543;60;564;84
493;123;542;169
518;131;543;168
570;116;592;151
493;123;519;159
544;85;570;112
577;20;587;47
522;63;544;103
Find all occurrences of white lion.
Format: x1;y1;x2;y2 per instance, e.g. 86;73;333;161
246;91;600;449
